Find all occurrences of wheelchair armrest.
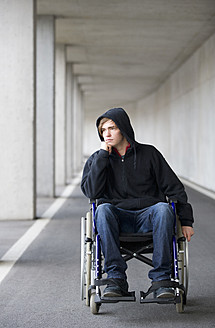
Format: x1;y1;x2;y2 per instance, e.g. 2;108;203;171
168;198;178;204
89;198;96;204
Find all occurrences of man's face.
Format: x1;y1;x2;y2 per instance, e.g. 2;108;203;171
101;120;125;148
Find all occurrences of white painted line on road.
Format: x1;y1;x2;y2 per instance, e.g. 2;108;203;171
0;174;82;285
0;218;51;284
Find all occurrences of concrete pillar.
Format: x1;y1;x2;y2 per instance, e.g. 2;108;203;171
72;77;83;174
73;77;82;174
55;44;66;187
66;63;74;183
72;77;77;174
36;16;55;197
77;88;83;170
0;0;36;219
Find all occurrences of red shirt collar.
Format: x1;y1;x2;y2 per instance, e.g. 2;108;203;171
113;143;131;158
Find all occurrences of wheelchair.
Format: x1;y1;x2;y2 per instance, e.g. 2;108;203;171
81;199;189;314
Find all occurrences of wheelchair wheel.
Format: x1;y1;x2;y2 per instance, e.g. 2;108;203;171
176;238;189;313
80;216;87;302
86;211;92;305
178;239;189;301
80;212;92;306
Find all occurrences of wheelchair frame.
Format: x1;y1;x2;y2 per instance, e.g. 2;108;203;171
81;200;189;314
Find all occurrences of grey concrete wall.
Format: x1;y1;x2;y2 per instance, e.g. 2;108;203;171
83;109;100;157
134;32;215;193
66;63;74;182
55;44;66;187
76;85;84;173
0;0;36;219
72;77;83;174
36;16;55;197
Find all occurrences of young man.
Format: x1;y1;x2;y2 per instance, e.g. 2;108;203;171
81;107;194;298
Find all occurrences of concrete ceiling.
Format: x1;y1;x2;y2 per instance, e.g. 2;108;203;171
37;0;215;116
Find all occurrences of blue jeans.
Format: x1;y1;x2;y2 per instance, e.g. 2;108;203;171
95;202;174;282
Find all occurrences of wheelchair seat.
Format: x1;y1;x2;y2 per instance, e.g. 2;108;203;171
119;232;153;265
119;232;153;243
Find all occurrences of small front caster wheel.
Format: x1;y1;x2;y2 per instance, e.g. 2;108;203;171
90;292;100;314
176;291;184;313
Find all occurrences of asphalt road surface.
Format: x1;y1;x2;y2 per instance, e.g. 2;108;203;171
0;184;214;328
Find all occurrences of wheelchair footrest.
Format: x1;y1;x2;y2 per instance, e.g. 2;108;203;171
95;291;136;303
140;291;181;304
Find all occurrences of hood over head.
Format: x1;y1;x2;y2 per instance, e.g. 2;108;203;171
96;107;135;145
96;107;137;169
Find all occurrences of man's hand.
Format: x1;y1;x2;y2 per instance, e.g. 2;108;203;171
181;226;194;242
101;141;112;155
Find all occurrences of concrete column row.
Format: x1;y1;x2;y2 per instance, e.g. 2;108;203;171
0;1;83;219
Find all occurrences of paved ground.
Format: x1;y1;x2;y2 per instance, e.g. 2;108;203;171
0;184;215;328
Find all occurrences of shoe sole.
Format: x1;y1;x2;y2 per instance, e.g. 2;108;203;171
103;291;123;297
157;292;175;298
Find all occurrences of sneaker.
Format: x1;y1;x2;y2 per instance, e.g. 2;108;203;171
103;278;129;297
154;287;175;298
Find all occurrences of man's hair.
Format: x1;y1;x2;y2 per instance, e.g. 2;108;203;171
98;117;112;136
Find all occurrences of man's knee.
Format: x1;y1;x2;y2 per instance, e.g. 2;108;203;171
152;202;174;227
96;203;115;219
95;203;118;225
96;202;114;213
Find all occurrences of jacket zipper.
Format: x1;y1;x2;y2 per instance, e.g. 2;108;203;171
121;155;126;195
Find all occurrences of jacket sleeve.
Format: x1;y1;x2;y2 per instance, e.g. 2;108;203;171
152;148;194;227
81;149;109;199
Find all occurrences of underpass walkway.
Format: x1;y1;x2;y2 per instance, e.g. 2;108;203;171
0;180;214;328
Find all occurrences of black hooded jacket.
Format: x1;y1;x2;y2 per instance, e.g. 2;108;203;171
81;108;194;227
